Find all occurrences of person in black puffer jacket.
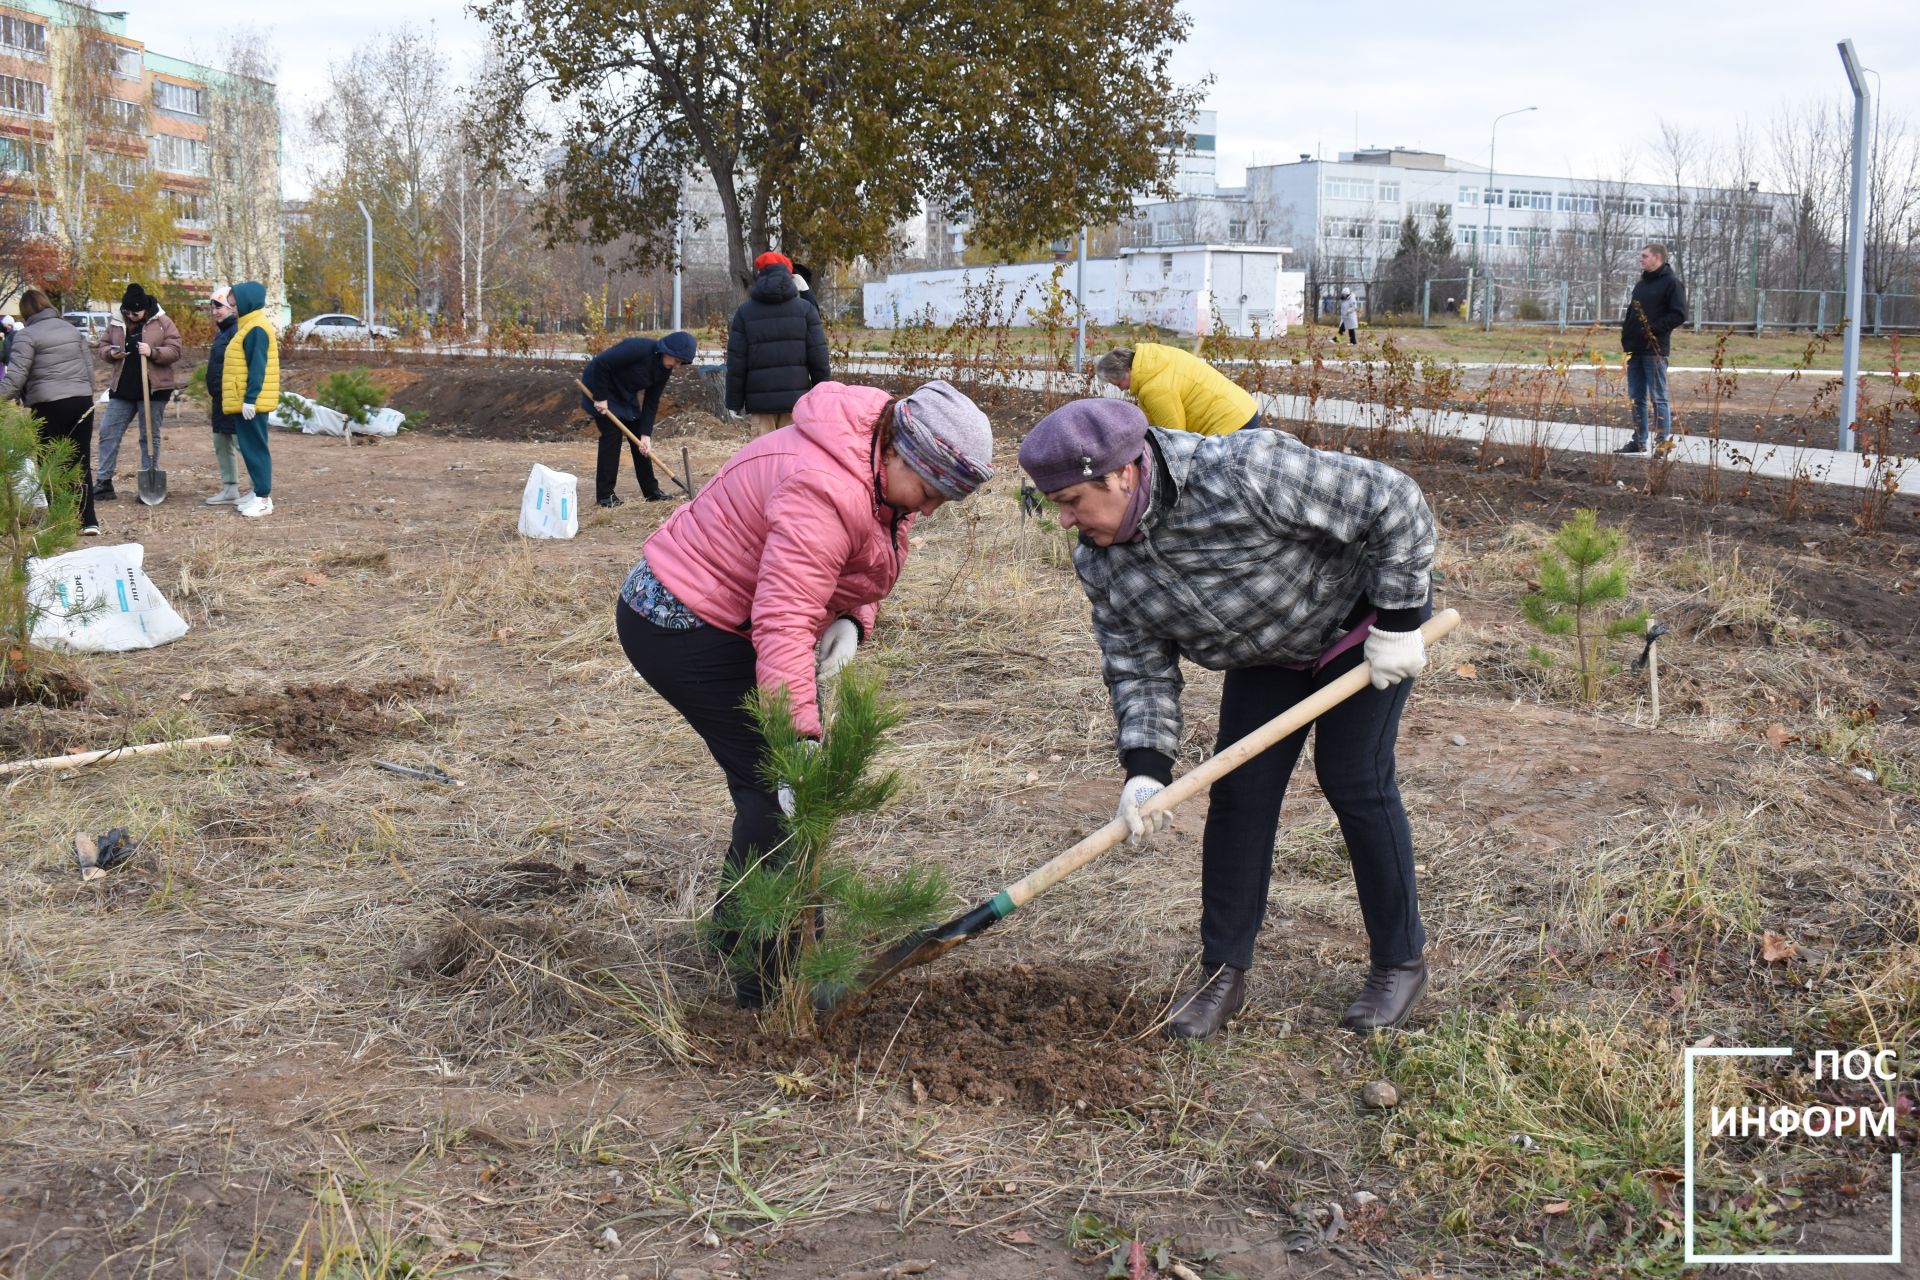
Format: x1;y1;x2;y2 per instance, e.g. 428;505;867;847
1616;243;1688;456
725;251;828;437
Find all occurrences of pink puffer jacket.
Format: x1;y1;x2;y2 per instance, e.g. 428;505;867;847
641;381;914;736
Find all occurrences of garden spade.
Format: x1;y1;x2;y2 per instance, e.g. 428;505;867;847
136;351;165;505
818;608;1463;1029
572;378;691;497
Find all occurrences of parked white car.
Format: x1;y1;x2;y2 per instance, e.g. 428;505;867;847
63;310;117;339
293;313;396;342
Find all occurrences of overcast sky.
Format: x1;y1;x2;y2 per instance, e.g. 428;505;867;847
150;1;1918;191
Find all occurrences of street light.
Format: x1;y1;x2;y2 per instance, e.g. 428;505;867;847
1482;106;1537;332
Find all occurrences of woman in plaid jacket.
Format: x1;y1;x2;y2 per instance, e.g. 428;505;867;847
1019;398;1437;1039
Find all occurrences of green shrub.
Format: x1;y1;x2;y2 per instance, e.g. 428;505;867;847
315;368;389;426
1;401;82;697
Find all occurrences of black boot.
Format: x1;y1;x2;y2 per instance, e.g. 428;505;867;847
1166;965;1248;1040
1341;957;1429;1031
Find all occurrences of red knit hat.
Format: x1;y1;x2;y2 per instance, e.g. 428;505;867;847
753;251;793;272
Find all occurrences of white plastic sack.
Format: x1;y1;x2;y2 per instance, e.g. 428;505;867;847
519;463;578;540
268;392;351;437
9;454;47;511
360;406;406;436
28;542;189;653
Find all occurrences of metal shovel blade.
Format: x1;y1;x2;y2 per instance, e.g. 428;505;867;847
137;465;166;505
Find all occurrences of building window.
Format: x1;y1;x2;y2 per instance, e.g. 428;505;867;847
1159;254;1173;273
1325;177;1376;201
1622;197;1647;216
153;80;206;119
1151;221;1177;245
1556;193;1600;214
1507;189;1551;211
170;190;210;227
167;242;211;279
98;96;145;129
0;136;46;174
112;46;143;82
1458;185;1480;207
150;134;210;176
98;152;146;188
0;74;47;118
1377;181;1401;204
1;16;47;57
1458;225;1478;246
1227;218;1247;241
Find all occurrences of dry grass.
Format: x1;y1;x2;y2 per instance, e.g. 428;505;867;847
1;423;1916;1277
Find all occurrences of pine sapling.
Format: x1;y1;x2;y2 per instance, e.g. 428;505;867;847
719;666;951;1037
314;368;389;426
1;403;82;698
1520;509;1649;703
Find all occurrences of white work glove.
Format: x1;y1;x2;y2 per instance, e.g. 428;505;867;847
1362;626;1426;689
240;403;256;421
1115;775;1170;846
776;739;820;818
815;618;859;680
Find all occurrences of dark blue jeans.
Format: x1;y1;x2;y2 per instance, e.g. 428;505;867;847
1626;352;1671;447
1200;622;1427;972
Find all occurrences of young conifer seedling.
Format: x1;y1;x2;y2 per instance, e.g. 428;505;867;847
1520;508;1649;703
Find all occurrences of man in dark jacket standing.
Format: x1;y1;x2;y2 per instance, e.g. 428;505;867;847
1617;243;1688;457
580;329;696;507
725;251;828;437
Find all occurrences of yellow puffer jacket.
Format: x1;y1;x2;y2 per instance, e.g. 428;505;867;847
221;311;280;415
1129;343;1257;436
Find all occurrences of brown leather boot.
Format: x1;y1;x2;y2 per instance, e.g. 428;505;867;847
1341;957;1428;1032
1165;965;1248;1040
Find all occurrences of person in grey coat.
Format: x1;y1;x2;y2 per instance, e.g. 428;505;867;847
0;289;100;532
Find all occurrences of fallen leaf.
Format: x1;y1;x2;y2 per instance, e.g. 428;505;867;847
1761;931;1799;964
299;570;329;587
1002;1229;1035;1246
1454;662;1478;679
1764;723;1794;748
1542;1200;1572;1215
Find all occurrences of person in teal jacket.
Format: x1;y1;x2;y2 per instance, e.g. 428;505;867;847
221;281;279;519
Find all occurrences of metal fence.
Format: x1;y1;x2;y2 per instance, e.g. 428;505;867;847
1391;275;1920;334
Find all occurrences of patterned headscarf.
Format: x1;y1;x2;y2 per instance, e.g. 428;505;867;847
892;380;994;500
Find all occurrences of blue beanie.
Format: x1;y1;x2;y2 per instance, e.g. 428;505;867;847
659;330;697;362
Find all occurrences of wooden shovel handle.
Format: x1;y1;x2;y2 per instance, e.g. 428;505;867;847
573;378;650;455
999;608;1460;914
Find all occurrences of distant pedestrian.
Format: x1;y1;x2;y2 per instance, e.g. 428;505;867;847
0;315;16;366
580;330;696;507
1616;243;1688;458
0;288;99;534
1095;343;1259;436
1337;288;1359;345
792;263;820;318
201;287;243;505
220;280;280;518
725;251;829;437
93;283;182;501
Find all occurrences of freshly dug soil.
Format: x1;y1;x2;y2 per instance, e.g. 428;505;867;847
700;963;1170;1112
0;664;89;709
213;675;451;758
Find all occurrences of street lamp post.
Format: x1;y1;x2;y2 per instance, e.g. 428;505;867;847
1482;106;1537;332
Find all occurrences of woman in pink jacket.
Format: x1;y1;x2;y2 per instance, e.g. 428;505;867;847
617;378;994;1006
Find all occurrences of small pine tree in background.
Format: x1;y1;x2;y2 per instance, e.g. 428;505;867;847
1;402;82;700
1520;509;1649;703
718;666;951;1037
314;368;389;426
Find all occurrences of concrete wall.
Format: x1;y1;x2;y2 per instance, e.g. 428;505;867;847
863;260;1122;329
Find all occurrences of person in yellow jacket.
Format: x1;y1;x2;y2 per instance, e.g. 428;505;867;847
1094;343;1260;436
220;280;280;519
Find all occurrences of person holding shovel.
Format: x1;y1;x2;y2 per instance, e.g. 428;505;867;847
580;330;696;507
1018;398;1436;1039
92;283;182;502
615;378;994;1008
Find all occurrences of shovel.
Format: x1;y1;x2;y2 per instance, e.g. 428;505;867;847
573;378;691;497
819;607;1462;1028
136;349;165;505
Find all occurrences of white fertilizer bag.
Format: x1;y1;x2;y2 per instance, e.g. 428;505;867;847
519;463;579;539
28;543;189;653
269;392;353;437
8;454;47;511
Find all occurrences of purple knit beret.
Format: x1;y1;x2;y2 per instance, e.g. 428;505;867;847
1018;398;1149;493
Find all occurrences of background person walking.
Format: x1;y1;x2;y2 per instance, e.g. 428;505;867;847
92;283;182;501
0;288;98;534
725;252;829;437
1616;243;1688;458
1337;288;1360;345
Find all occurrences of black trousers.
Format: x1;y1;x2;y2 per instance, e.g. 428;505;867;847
594;416;661;501
1200;612;1428;972
31;395;98;528
614;601;784;878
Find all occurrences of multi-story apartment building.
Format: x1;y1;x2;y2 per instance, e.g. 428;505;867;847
0;0;282;309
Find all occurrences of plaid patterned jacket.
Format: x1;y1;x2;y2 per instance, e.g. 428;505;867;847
1073;427;1436;761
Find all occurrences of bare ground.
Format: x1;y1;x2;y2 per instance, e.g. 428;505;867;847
3;365;1918;1279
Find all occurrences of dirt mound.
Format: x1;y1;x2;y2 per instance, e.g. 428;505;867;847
214;675;451;758
700;963;1170;1112
388;361;725;441
0;663;88;709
